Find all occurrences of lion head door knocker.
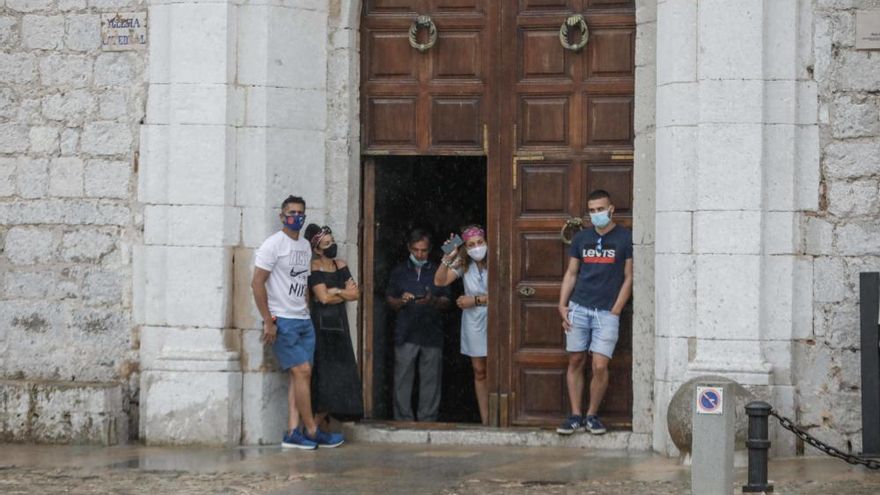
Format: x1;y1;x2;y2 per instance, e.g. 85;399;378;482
560;217;585;245
409;15;438;53
559;14;589;52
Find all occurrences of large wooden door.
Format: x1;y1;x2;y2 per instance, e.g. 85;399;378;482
360;1;635;428
498;1;635;427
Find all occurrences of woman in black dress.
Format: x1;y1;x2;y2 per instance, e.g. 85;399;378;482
304;224;364;424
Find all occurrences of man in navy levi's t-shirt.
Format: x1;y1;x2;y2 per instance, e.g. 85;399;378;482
556;189;633;436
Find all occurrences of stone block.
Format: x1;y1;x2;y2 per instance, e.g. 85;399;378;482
98;89;127;120
0;87;16;120
266;6;326;89
18;97;42;125
696;254;761;340
6;0;53;12
49;157;85;197
654;335;689;382
22;15;65;50
762;124;797;211
142;365;242;446
168;3;234;85
761;0;799;81
693;211;761;255
633;67;656;136
0;124;29;153
761;256;813;341
697;0;764;79
654;253;695;339
235;127;268;208
696;124;762;210
764;81;819;125
16;157;49;199
233;250;262;331
5;226;58;265
81;122;132;156
80;268;124;304
95;52;139;86
0;53;37;84
0;380;128;445
235;5;269;86
58;0;86;11
0;199;129;226
0;158;15;196
39;54;93;88
804;216;833;256
699;79;763;124
143;204;241;247
241;371;287;445
65;14;101;52
29;126;61;154
837;50;880;92
141;124;233;206
654;211;691;254
836;221;880;256
827;179;879;217
652;380;679;456
84;159;130;198
656;82;698;128
831;94;880;138
60;128;80;155
139;327;231;371
140;245;233;328
794;125;820;211
763;211;798;255
147;4;171;84
43;90;95;123
244;87;326;130
824;141;880;179
4;269;78;300
61;227;117;263
265;128;326;212
655;126;697;211
0;17;20;48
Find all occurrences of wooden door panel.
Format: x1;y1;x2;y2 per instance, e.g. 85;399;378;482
518;165;570;217
586;28;635;78
367;0;420;13
520;301;566;348
585;164;633;216
431;31;483;79
430;97;482;147
519;97;570;147
433;0;484;12
519;0;578;12
519;232;570;281
517;367;568;421
520;30;571;80
585;96;633;145
368;98;418;146
368;33;419;80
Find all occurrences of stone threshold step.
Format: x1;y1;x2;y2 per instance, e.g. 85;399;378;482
341;422;651;450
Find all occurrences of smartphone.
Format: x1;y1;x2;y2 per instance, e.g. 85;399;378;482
442;234;464;254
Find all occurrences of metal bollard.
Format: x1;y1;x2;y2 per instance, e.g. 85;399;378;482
742;401;774;493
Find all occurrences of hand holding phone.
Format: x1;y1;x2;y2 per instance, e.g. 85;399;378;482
442;234;464;255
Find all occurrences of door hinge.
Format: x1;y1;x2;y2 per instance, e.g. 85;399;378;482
489;393;499;427
500;393;510;427
512;153;544;189
483;123;489;155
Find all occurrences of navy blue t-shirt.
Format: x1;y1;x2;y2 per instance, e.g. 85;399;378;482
568;224;633;311
386;259;450;348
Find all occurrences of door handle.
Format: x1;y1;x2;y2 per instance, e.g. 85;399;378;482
518;286;536;297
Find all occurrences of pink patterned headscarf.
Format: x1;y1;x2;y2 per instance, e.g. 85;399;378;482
462;226;485;242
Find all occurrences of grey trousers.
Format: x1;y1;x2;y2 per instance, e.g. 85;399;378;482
393;342;442;422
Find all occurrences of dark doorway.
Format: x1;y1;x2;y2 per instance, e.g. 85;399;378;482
368;156;487;423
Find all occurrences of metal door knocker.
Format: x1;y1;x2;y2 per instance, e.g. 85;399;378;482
560;217;584;245
409;15;438;53
559;14;589;52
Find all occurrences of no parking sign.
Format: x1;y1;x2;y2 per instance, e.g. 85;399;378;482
696;386;723;415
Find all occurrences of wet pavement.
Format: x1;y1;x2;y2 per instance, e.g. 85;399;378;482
1;442;879;494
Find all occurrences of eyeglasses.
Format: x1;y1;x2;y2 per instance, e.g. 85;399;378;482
596;237;603;252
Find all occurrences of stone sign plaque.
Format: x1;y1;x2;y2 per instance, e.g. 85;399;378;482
856;10;880;50
101;13;147;51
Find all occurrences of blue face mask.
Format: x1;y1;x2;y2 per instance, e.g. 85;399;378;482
590;210;612;229
409;253;427;267
282;214;306;231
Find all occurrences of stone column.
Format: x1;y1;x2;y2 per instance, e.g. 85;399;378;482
136;0;243;446
653;0;818;455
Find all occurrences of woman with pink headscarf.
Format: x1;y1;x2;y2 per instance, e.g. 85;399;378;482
435;224;490;425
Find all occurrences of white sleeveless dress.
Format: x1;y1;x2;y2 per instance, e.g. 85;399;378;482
456;260;488;357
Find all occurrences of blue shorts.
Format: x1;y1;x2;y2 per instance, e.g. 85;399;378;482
271;317;315;370
565;302;619;358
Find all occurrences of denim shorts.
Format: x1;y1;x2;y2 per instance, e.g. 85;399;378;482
271;317;315;370
565;302;619;358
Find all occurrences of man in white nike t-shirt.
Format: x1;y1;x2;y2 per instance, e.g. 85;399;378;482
251;195;344;450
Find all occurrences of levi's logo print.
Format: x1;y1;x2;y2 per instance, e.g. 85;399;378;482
582;238;616;264
288;250;310;297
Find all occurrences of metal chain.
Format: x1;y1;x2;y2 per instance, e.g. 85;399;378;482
770;409;880;470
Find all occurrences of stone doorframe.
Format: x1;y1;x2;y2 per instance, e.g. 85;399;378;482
135;0;659;448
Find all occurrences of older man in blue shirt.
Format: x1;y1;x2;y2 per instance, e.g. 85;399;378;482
386;229;451;421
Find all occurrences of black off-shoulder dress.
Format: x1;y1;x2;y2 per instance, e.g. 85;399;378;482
308;263;364;420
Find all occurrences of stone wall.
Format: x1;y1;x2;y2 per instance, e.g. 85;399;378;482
799;0;880;454
0;0;145;440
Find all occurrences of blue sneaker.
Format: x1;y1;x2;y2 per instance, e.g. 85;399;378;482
584;415;607;435
556;415;583;435
281;428;317;450
307;428;345;448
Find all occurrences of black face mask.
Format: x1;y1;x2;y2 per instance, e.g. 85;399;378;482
323;244;338;259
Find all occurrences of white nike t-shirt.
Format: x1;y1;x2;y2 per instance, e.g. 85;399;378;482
254;230;312;319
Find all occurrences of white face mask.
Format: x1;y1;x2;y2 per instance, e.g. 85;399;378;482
467;245;488;261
